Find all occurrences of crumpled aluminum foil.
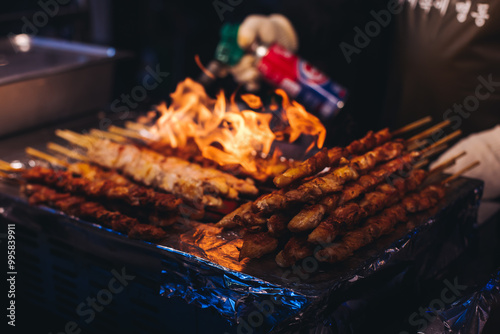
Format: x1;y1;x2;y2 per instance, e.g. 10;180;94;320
0;176;484;333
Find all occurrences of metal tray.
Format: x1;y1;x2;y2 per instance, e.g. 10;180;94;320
0;35;121;138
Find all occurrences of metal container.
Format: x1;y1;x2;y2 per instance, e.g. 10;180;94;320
0;34;119;137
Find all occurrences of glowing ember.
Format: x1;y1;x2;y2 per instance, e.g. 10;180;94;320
150;78;325;174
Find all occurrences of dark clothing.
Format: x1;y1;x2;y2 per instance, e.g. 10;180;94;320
390;0;500;136
282;0;500;142
283;0;395;145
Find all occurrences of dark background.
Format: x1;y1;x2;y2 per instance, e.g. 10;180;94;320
0;0;394;146
0;0;280;105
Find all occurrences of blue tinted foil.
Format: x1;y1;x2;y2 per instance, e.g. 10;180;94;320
438;268;500;334
0;175;483;333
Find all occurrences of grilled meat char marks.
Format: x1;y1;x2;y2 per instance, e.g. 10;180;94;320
23;184;167;242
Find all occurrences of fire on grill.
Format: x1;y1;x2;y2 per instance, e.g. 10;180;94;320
0;78;479;268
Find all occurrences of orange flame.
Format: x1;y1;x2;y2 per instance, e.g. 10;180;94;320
150;78;325;174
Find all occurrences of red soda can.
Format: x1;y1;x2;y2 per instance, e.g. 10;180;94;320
256;44;347;120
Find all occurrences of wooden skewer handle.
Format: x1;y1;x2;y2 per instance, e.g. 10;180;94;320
442;160;480;185
391;116;433;137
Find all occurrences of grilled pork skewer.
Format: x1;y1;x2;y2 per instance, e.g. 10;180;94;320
273;116;432;188
284;159;432;234
55;130;258;208
21;166;182;213
254;134;448;215
22;184;167;242
229;131;457;229
254;141;406;213
284;141;407;201
275;236;314;268
24;148;182;212
304;151;464;242
268;152;463;266
276;169;430;267
280;158;425;235
315;185;446;263
215;201;253;229
279;160;478;266
306;169;428;243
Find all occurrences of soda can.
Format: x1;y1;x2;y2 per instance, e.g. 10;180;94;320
256;44;348;120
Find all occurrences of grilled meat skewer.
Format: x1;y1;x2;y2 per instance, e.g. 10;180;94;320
254;141;408;213
22;166;182;212
23;184;167;242
56;131;258;208
315;185;445;263
307;169;427;244
273;116;432;188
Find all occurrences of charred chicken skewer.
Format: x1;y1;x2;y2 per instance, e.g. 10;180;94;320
315;185;446;263
290;169;424;233
280;160;478;267
23;148;182;212
305;151;465;242
55;130;258;208
22;184;168;242
22;165;182;213
283;141;407;202
239;143;462;267
306;169;428;243
215;201;253;229
275;169;431;267
254;141;406;214
227;131;458;229
273;116;432;188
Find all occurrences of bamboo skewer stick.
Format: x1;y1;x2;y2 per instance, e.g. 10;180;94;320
432;130;462;147
25;147;69;168
419;130;461;157
55;130;95;149
108;125;152;141
0;160;16;171
429;151;466;174
0;160;10;168
47;143;88;162
413;159;429;170
89;129;128;143
442;161;480;185
391;116;433;137
406;119;451;144
421;143;448;160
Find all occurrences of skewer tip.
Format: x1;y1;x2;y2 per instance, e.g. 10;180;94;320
391;116;433;137
441;160;480;185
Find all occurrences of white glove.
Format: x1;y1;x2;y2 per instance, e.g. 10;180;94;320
430;125;500;200
230;14;298;91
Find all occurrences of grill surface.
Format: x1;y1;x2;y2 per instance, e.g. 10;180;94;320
0;114;484;333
